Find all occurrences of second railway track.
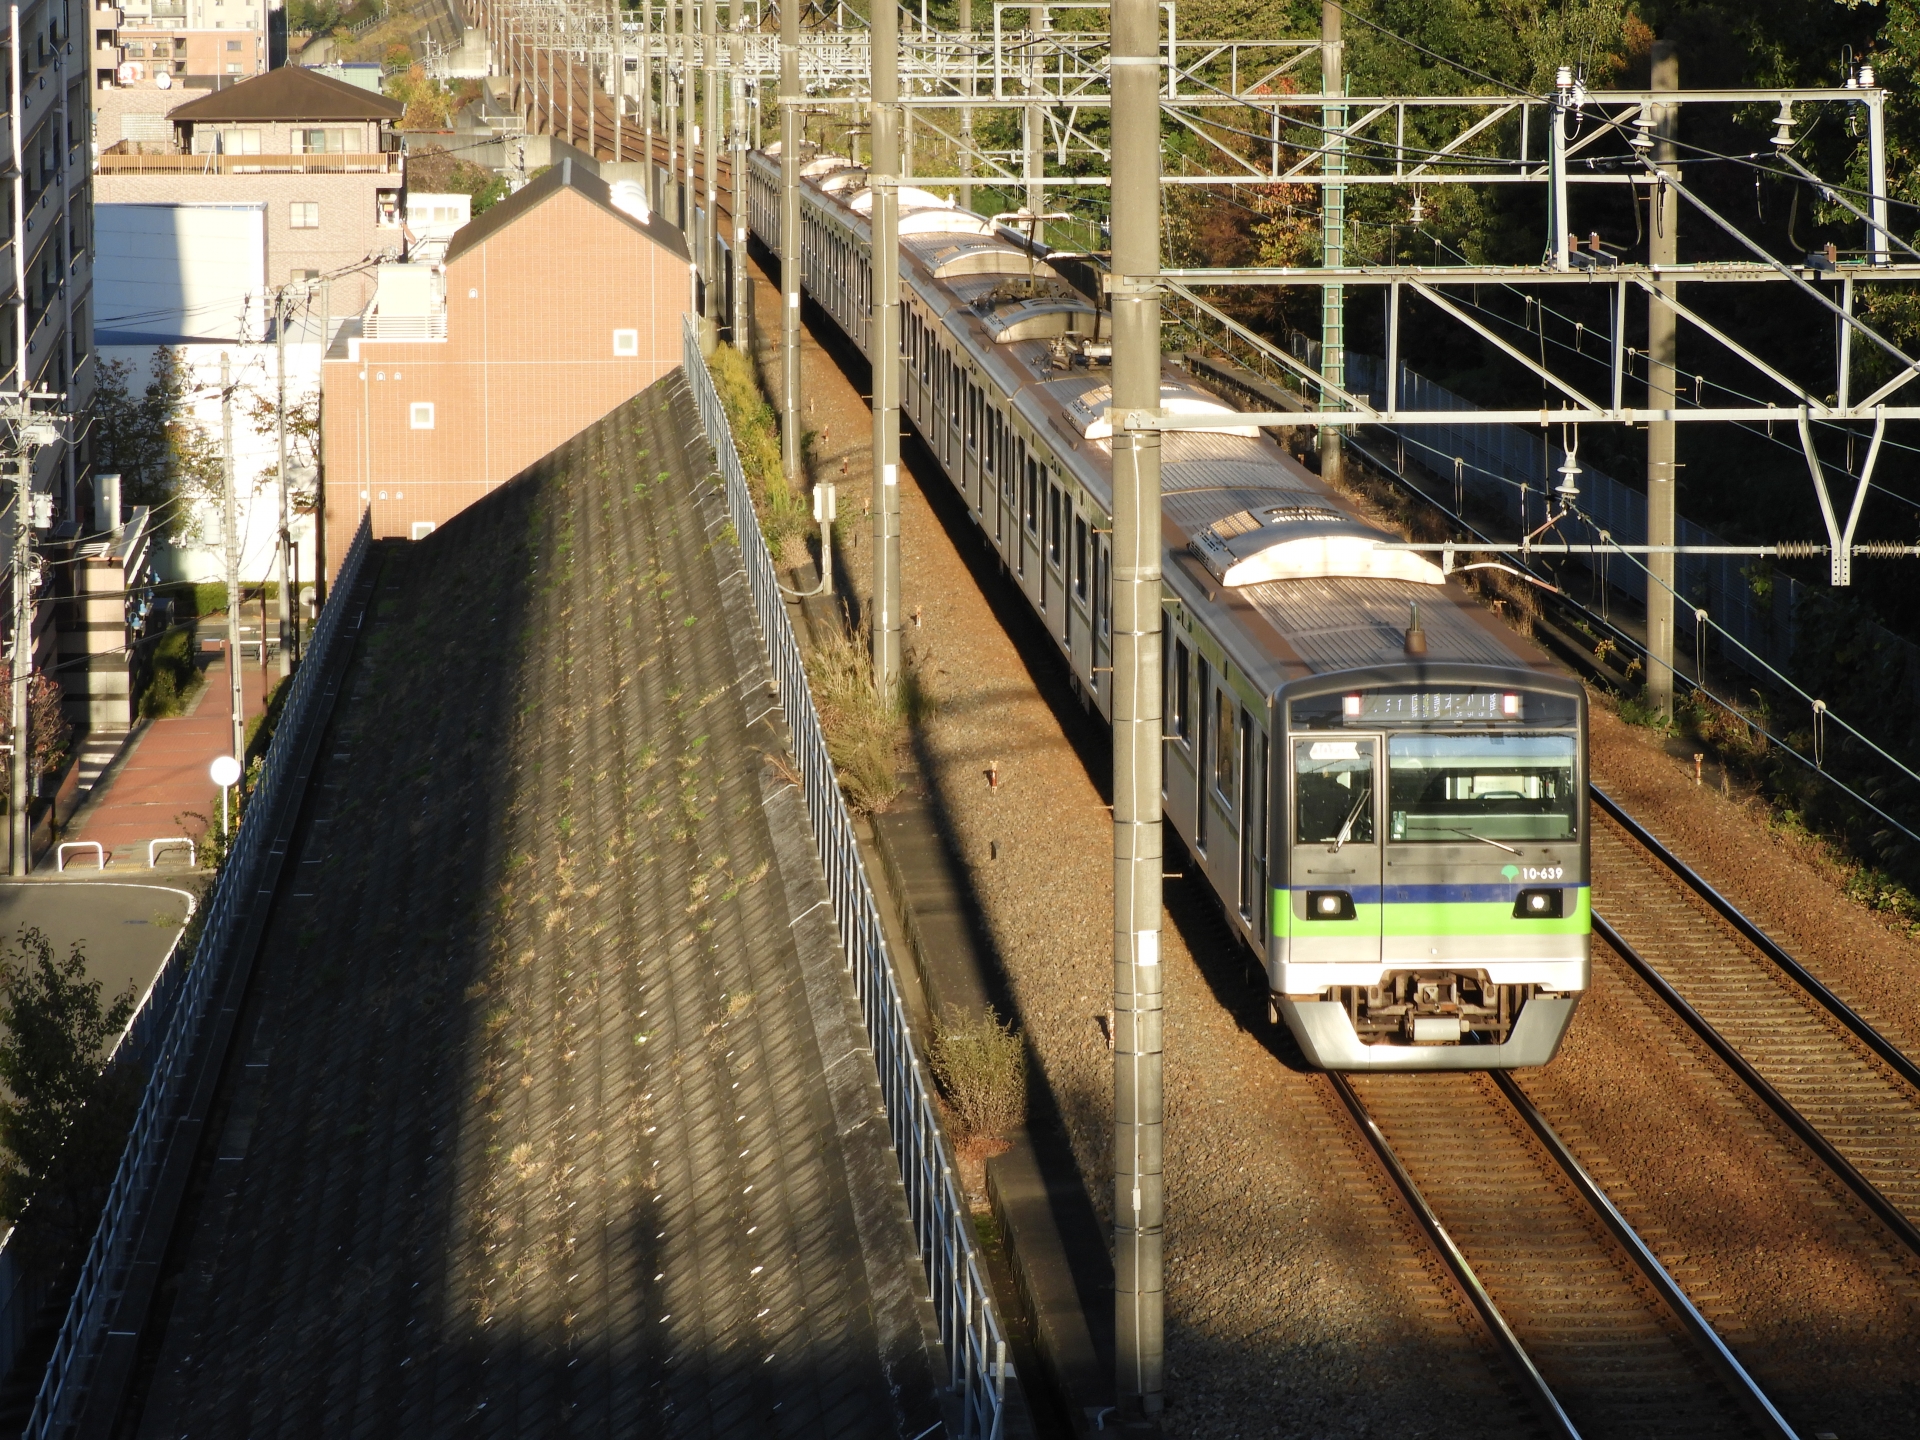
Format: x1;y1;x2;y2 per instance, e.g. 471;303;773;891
1589;794;1920;1240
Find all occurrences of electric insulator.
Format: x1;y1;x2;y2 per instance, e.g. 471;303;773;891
1773;541;1828;558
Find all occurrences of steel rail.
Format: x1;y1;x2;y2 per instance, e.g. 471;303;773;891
1325;1073;1581;1440
1490;1072;1799;1440
1590;785;1920;1097
1592;913;1920;1259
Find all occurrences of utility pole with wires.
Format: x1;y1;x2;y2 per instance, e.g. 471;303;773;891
274;288;294;679
4;389;57;877
221;352;244;768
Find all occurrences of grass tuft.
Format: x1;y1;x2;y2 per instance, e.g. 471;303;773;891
928;1009;1026;1146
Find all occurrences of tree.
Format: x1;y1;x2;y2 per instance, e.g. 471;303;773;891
0;928;137;1251
91;349;225;544
404;142;510;214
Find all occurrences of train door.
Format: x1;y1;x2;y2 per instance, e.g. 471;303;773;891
1194;658;1212;856
1092;531;1110;710
1071;510;1090;676
1239;712;1267;934
1288;733;1382;966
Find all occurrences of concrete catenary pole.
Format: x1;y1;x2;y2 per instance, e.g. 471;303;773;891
275;289;293;678
1319;0;1345;487
683;0;699;241
779;0;803;480
1646;41;1679;715
730;16;749;352
666;0;679;221
1110;0;1164;1416
870;0;902;698
222;352;245;768
700;0;721;352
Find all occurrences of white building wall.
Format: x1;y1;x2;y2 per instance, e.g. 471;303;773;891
95;202;268;341
97;339;322;589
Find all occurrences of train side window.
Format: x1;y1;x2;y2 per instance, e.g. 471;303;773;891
967;385;978;451
1096;537;1109;639
1022;447;1038;532
1047;481;1063;569
1074;515;1089;603
1168;639;1191;742
1213;688;1237;808
950;359;962;426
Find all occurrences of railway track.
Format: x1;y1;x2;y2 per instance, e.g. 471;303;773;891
1589;788;1920;1248
1333;1070;1791;1440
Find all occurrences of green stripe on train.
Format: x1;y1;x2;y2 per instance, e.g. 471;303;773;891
1271;891;1592;938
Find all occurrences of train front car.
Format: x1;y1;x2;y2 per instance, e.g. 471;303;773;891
1273;666;1589;1069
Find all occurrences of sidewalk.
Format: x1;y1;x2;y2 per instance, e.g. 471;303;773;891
63;652;267;872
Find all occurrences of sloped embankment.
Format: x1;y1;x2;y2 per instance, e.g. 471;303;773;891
119;374;942;1438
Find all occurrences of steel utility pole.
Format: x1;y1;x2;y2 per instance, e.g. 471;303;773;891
779;0;802;480
1319;0;1345;488
222;352;245;767
1110;0;1165;1417
1647;41;1679;715
8;404;30;877
274;289;293;678
870;0;902;698
958;0;972;210
682;0;698;240
730;15;749;352
700;0;721;353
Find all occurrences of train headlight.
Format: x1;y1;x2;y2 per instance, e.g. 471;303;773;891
1501;692;1521;717
1342;694;1362;718
1513;888;1565;919
1305;890;1357;920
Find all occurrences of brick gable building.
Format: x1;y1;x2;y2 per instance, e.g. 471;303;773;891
320;160;691;566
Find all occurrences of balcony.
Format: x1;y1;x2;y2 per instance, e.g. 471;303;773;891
95;151;403;174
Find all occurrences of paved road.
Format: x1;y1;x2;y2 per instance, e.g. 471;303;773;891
0;878;195;1009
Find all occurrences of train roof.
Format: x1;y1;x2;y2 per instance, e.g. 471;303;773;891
769;158;1566;701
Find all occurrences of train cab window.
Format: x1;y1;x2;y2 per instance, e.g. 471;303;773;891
1213;689;1237;805
1295;739;1376;846
1047;483;1063;569
1168;639;1191;743
1387;734;1578;843
1073;516;1089;604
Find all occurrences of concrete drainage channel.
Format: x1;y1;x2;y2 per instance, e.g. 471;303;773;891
781;560;1116;1439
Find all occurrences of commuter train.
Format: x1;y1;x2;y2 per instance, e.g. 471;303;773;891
744;146;1589;1070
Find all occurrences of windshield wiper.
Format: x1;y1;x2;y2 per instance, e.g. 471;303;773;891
1448;828;1520;856
1328;785;1372;852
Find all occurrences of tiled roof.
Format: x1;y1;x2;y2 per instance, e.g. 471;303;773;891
166;65;404;123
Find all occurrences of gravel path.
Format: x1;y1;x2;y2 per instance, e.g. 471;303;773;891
747;274;1533;1437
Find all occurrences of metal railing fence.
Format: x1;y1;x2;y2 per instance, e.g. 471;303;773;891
681;319;1008;1440
24;510;374;1440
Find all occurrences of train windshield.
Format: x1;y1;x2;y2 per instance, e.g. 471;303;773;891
1387;734;1578;844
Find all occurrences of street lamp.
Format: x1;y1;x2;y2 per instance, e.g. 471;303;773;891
210;753;242;840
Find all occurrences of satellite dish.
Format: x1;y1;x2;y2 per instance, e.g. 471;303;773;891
155;71;172;90
209;755;242;788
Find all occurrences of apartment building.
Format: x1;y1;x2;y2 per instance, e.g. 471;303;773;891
5;0;99;525
89;0;270;148
94;64;405;313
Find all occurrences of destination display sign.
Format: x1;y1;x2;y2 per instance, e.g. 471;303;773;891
1289;688;1579;729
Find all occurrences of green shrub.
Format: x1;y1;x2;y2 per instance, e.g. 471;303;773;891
929;1010;1026;1145
139;629;200;719
706;344;809;558
804;627;902;813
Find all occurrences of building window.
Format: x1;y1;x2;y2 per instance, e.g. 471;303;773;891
289;202;318;229
225;63;241;73
410;403;435;430
612;328;638;357
411;521;436;540
226;38;240;49
126;42;144;56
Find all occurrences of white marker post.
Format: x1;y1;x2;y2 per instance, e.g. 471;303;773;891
210;753;242;841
